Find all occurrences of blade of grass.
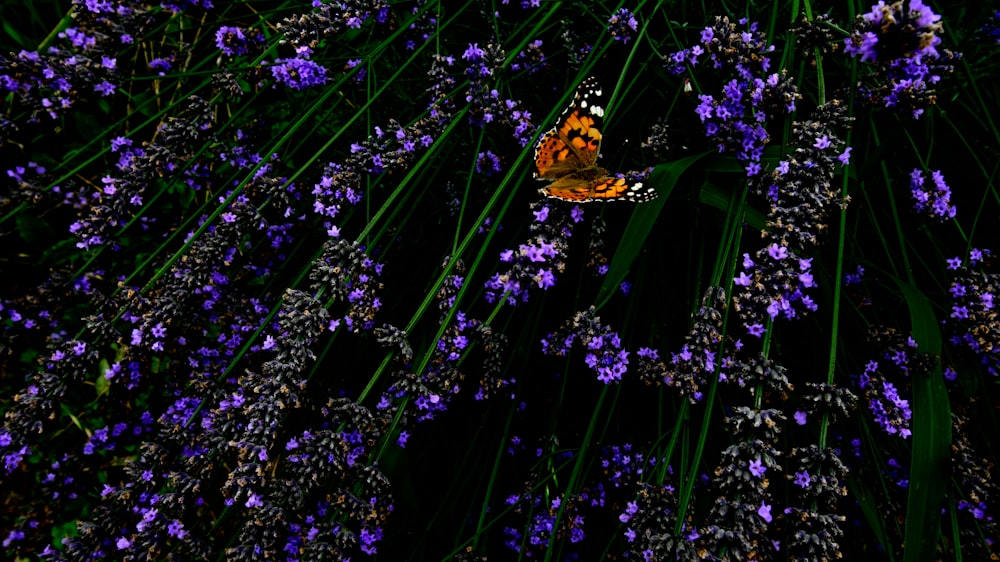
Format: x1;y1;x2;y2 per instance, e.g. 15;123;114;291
894;277;951;562
595;152;709;308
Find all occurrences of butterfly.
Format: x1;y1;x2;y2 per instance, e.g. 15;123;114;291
533;77;657;202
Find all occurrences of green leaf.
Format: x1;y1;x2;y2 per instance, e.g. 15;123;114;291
896;279;950;562
96;358;111;397
15;211;54;244
848;470;895;561
698;181;767;231
596;152;708;307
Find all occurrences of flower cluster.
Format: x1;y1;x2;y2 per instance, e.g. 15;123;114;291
982;10;1000;43
796;382;858;425
779;382;854;560
426;52;458;119
310;161;365;235
641;115;674;159
353;118;439;176
0;3;126;122
585;215;610;276
461;43;536;146
910;168;956;222
503;493;587;557
309;239;384;332
269;55;328;90
485;203;581;305
511;39;547;74
733;244;817;335
948;409;998;557
607;8;639;44
0;337;101;482
845;0;943;62
215;25;265;57
540;307;630;384
845;0;959;118
782;445;850;560
754;101;852;243
556;13;605;68
276;0;391;49
638;287;728;402
310;88;447;235
118;197;269;357
461;42;509;126
722;353;794;398
279;399;394;557
790;14;838;58
54;276;394;560
377;260;511;432
471;318;512;400
70;97;217;251
0;47;112;120
476;150;502;176
666;17;800;177
400;0;437;51
734;101;853;334
3;160;53;210
855;327;928;438
620;482;699;560
600;443;656;489
945;248;999;375
379;318;469;423
696;407;784;560
8;180;292;551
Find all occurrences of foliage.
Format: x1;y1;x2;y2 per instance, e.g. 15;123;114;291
1;0;998;560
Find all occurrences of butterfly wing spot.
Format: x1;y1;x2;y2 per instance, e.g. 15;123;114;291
576;78;604;116
541;175;656;203
627;182;657;201
579;98;604;117
586;178;655;201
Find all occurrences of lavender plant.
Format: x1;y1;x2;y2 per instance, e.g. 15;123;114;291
1;1;997;560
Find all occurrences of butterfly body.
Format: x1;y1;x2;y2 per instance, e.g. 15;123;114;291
533;77;657;202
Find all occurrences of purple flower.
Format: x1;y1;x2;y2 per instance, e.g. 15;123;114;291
270;57;328;90
758;501;773;523
534;269;555;288
542;308;630;383
94;81;116;96
148;57;173;73
793;470;811;488
845;1;957;117
608;8;639;43
167;519;188;539
669;19;799;177
476;150;502;175
910;168;956;222
360;525;384;555
215;26;262;57
838;147;852;165
462;43;485;61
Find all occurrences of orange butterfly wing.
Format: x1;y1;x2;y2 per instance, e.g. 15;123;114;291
533;77;657;202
